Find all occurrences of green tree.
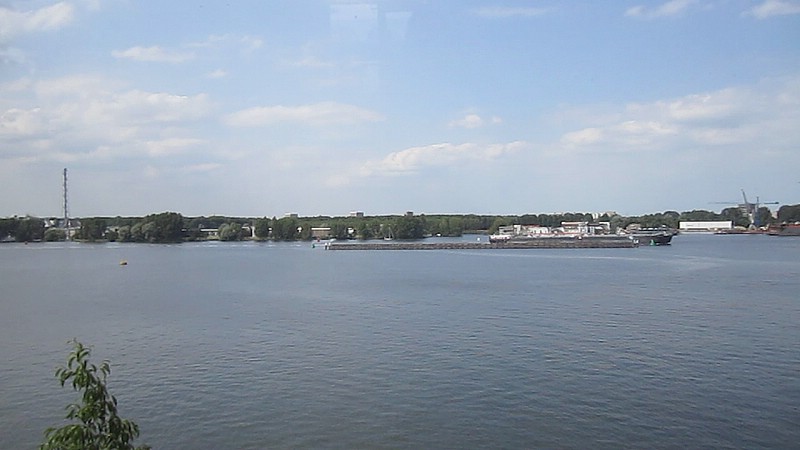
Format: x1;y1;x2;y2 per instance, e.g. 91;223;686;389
272;217;299;240
147;212;184;242
117;226;132;242
105;229;118;242
489;216;512;234
721;207;748;228
218;222;242;241
76;218;107;241
254;217;271;239
0;218;17;240
129;223;144;242
394;215;424;239
330;223;350;240
41;340;149;450
44;228;67;242
445;216;464;236
141;221;157;243
680;209;721;222
754;206;775;227
778;204;800;223
15;217;45;242
355;220;373;239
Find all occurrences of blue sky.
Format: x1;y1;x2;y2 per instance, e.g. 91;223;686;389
1;0;799;218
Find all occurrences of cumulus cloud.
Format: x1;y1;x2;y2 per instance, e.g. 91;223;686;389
0;2;75;41
558;76;800;152
448;113;502;129
471;7;550;18
145;138;205;157
182;162;222;173
111;46;195;63
111;33;263;64
746;0;800;18
0;108;43;136
225;102;384;127
207;69;228;79
189;34;263;53
282;55;334;69
0;75;212;164
449;114;484;129
357;141;527;177
625;0;696;18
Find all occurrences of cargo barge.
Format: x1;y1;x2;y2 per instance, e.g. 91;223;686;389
767;224;800;236
326;236;638;250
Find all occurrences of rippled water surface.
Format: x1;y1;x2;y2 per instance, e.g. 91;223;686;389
1;234;799;449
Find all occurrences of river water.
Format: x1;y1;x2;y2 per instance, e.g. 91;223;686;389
1;234;798;449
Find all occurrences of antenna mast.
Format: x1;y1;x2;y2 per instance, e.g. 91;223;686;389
63;168;69;240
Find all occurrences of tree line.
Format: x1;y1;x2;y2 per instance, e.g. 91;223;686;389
4;205;800;243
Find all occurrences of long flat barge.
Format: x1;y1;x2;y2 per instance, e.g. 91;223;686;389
326;238;638;250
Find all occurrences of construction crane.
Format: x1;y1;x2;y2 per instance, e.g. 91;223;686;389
711;189;779;228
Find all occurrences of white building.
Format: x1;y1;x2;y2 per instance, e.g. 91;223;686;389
679;221;733;232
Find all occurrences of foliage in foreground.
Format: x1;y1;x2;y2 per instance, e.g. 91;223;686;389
41;340;149;450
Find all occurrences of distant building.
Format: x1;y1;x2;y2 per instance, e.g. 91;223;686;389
310;227;331;239
679;221;733;232
561;221;590;235
592;211;618;220
495;221;609;237
200;228;220;239
349;211;364;218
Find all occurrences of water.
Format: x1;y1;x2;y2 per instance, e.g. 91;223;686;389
1;234;798;449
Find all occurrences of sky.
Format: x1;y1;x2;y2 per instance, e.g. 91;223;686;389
1;0;799;218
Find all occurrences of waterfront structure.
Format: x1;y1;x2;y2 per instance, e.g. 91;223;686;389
310;227;332;239
679;221;733;232
63;168;69;240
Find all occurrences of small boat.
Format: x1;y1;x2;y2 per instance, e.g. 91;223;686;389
119;260;128;266
626;228;677;246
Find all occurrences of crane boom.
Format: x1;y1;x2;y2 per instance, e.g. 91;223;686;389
711;190;780;229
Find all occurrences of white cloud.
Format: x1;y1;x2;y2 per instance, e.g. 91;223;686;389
239;36;264;53
357;141;527;177
0;75;212;164
561;127;604;147
145;138;205;157
182;162;221;173
625;0;696;18
78;0;103;12
449;114;484;129
557;76;800;153
471;7;550;18
225;102;384;127
746;0;800;18
283;56;334;69
661;91;742;122
448;113;503;129
189;34;263;54
0;2;75;40
111;34;262;65
33;74;117;98
0;108;43;136
111;46;195;63
131;91;210;121
207;69;228;79
0;47;27;65
0;78;32;92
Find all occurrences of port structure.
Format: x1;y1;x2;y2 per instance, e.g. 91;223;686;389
711;189;779;228
63;168;70;240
